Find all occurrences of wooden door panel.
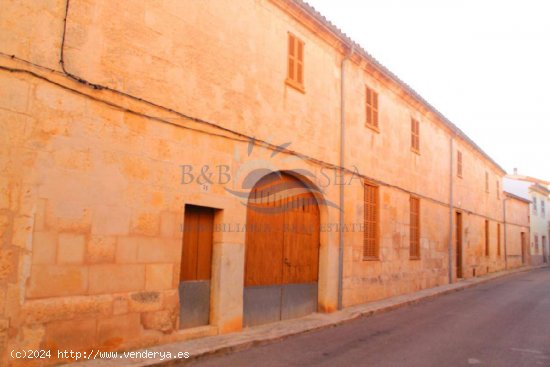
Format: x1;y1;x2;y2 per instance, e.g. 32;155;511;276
196;209;214;280
245;174;285;286
181;209;199;281
181;206;214;281
283;193;319;284
245;173;320;287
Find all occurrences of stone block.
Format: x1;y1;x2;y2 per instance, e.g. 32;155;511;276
128;291;163;312
97;313;142;349
27;265;88;298
33;199;47;232
88;264;145;295
140;310;176;333
91;205;130;236
116;237;139;263
0;248;18;282
160;211;178;238
44;318;97;351
130;212;159;236
137;238;180;263
15;324;45;351
87;235;116;264
112;296;129;315
32;231;57;265
21;295;112;324
145;264;173;291
57;233;86;264
12;214;34;250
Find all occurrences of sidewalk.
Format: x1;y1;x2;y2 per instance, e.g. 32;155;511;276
70;265;545;367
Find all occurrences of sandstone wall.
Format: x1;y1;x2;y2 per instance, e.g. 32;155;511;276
0;0;530;365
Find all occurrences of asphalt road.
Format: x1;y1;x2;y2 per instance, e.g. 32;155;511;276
185;268;550;367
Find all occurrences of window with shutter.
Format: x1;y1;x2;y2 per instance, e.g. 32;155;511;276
411;118;420;153
410;196;420;259
485;220;490;256
363;182;379;260
457;151;463;178
366;86;379;130
485;172;489;193
286;33;304;92
497;223;501;256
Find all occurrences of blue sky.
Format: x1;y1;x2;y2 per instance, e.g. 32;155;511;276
308;0;550;180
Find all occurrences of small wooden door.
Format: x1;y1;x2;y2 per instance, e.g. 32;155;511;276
456;212;463;278
244;173;320;327
181;205;214;281
179;205;214;329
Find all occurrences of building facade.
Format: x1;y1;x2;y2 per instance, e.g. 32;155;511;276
503;192;531;268
504;174;550;265
0;0;533;365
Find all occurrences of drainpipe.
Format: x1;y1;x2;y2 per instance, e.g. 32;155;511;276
503;197;509;270
337;46;353;311
448;136;454;284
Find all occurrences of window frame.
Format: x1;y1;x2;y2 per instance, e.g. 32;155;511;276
409;196;421;259
485;220;490;256
411;118;420;154
363;181;380;260
365;86;379;132
286;32;305;92
497;223;501;256
457;150;463;178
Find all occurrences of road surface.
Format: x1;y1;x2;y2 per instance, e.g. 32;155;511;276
185;267;550;367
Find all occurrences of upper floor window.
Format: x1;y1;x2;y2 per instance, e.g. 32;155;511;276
286;33;304;91
411;118;420;153
485;172;489;193
542;200;546;217
496;180;500;199
366;86;379;130
457;151;463;178
532;197;538;214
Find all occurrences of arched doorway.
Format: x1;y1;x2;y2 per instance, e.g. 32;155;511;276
243;172;320;327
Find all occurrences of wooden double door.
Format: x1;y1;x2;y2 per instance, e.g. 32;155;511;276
244;172;320;327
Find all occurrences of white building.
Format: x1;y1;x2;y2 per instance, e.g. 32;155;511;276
503;171;550;265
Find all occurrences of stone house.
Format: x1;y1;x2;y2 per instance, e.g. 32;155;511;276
503;192;531;268
0;0;533;365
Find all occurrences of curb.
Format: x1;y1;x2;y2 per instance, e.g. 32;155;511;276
70;265;547;367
